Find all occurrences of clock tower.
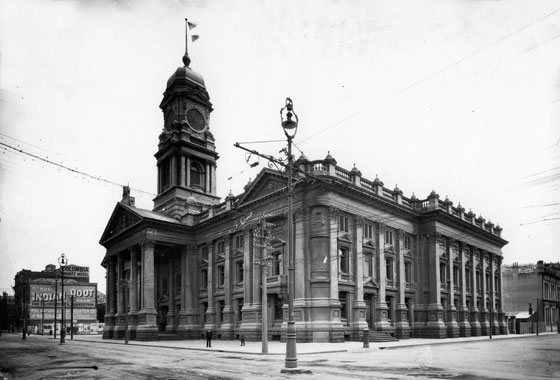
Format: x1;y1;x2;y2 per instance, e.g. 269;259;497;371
153;47;220;218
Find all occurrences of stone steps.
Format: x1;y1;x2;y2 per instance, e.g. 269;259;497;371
369;331;398;342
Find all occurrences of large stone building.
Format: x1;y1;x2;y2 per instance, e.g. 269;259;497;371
99;42;508;342
502;261;560;333
13;264;99;335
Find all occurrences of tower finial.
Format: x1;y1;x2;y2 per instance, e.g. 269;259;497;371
183;18;199;67
183;18;191;67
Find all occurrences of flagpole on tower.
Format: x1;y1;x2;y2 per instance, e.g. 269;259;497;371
183;18;199;68
184;18;191;67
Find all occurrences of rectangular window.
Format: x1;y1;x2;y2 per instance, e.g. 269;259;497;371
235;234;244;251
453;266;460;287
236;261;244;283
385;230;393;245
386;258;393;280
476;271;481;291
364;223;373;239
162;276;168;296
339;215;349;232
201;269;208;289
272;252;281;276
364;253;372;278
466;269;471;290
405;262;411;283
440;263;447;284
339;247;349;273
162;158;171;189
217;240;225;255
201;246;208;261
339;292;347;321
217;265;225;286
403;235;411;250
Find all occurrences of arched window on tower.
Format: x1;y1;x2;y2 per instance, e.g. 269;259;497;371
190;162;206;191
161;158;171;191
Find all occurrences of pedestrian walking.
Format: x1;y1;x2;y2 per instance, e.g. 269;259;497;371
240;334;245;346
206;330;212;347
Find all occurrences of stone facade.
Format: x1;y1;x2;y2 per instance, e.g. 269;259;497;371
99;46;508;342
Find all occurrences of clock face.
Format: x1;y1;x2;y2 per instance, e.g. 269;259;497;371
186;108;206;132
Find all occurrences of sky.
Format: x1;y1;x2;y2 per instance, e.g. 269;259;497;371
1;0;559;295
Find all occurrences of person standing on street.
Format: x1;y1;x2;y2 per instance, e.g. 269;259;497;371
206;330;212;347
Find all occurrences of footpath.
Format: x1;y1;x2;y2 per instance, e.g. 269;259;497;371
28;331;557;356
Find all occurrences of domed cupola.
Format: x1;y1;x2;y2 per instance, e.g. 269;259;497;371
153;21;220;218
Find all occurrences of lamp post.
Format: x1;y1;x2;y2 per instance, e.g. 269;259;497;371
280;98;298;371
119;279;130;344
58;253;68;345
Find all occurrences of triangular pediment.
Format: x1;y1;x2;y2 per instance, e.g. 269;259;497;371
237;169;287;206
338;233;353;242
363;239;376;249
99;203;143;245
384;245;396;254
363;277;379;288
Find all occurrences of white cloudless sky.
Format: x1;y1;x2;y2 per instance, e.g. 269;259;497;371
1;0;559;294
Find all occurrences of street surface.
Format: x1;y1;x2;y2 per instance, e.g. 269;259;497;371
0;333;558;379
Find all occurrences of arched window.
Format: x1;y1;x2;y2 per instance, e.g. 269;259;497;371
190;162;206;190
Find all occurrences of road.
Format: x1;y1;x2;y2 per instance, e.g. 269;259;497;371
0;333;559;379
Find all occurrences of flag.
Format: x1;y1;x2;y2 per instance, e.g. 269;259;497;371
188;21;197;30
191;35;199;42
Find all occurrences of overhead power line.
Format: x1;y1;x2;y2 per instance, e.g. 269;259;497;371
0;141;155;197
297;7;560;144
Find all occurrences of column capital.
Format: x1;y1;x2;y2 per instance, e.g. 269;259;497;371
354;215;364;227
141;240;155;250
294;206;310;221
328;206;339;220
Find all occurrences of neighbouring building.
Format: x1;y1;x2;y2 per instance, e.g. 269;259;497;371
99;36;508;342
13;264;98;335
0;290;17;332
503;261;560;333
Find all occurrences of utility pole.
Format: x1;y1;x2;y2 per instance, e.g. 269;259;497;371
254;218;274;353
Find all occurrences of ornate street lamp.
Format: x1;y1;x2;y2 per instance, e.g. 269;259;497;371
58;253;68;345
280;98;298;371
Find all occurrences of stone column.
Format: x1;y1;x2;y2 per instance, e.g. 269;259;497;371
221;236;235;339
113;253;125;339
352;217;368;334
240;228;257;338
103;255;116;339
178;245;199;339
394;230;410;338
180;156;186;186
166;255;175;331
374;223;391;332
137;241;157;341
470;248;481;336
480;251;490;336
129;247;139;339
171;155;177;186
446;239;459;338
489;252;498;335
204;241;216;330
186;157;191;186
328;207;342;329
457;243;471;337
426;233;446;338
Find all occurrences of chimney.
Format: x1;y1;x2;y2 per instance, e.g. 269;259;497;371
122;185;135;207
